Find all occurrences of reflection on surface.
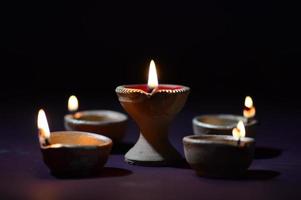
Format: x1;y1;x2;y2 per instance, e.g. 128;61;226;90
51;167;132;179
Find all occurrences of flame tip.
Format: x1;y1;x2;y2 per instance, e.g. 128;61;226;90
68;95;79;112
244;96;255;118
232;120;246;140
37;109;51;144
147;59;159;89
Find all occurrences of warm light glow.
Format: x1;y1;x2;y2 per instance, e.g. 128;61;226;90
232;120;246;140
50;144;63;148
37;109;51;145
245;96;253;108
147;60;159;89
243;96;256;118
68;95;79;112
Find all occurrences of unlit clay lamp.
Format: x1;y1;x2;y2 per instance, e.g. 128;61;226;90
193;96;258;137
116;60;190;166
38;109;112;177
184;120;255;178
64;95;128;143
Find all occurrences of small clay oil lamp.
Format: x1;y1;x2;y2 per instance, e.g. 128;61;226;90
116;60;190;166
38;109;113;177
193;96;258;137
184;120;255;178
64;95;128;143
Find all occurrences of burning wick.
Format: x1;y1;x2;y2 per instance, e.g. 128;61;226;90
37;109;51;146
147;60;159;93
243;96;256;122
232;120;246;146
68;95;79;117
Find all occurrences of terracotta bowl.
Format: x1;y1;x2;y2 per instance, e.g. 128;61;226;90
41;131;112;177
193;114;257;138
64;110;127;143
183;134;255;178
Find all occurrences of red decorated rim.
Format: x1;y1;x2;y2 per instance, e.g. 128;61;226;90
116;84;190;94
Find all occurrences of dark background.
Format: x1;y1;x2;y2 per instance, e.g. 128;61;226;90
1;1;301;199
1;1;300;101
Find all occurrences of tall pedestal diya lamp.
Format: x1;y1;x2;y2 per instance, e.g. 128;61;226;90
116;60;190;166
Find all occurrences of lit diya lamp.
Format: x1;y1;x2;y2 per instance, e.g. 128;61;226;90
38;109;112;177
64;95;128;143
183;120;255;178
193;96;258;137
116;60;190;166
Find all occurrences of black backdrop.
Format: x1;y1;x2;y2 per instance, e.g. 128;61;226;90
1;1;300;102
1;2;301;198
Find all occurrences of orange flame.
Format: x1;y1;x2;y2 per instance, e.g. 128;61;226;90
232;120;246;140
68;95;78;112
147;60;159;89
243;96;256;118
37;109;51;145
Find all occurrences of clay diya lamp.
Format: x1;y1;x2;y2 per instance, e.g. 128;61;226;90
38;109;112;177
116;60;190;166
64;95;128;143
193;96;258;137
184;121;255;178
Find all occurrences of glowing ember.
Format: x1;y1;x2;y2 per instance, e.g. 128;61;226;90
37;109;51;145
232;120;246;140
68;95;79;112
243;96;256;118
147;60;159;90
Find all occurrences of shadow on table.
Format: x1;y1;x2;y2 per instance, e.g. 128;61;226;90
98;167;132;178
172;159;191;169
244;169;280;180
111;142;134;154
124;158;192;168
254;146;282;159
53;167;132;179
198;169;281;181
37;167;132;180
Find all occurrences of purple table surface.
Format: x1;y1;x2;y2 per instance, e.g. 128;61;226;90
0;96;300;200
